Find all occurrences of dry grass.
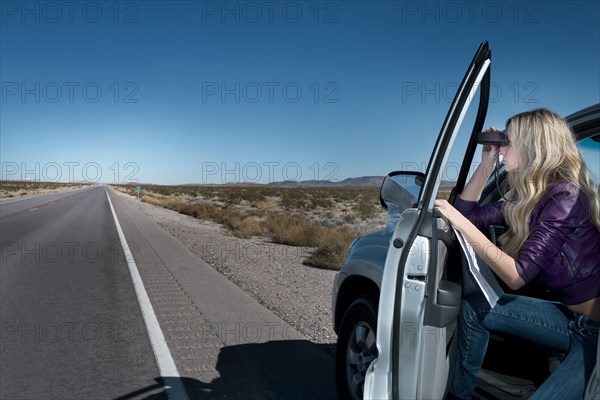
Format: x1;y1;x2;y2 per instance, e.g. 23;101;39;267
303;226;360;270
437;186;453;201
112;184;384;270
0;180;89;199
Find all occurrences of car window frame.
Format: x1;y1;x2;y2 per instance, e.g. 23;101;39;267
390;41;492;399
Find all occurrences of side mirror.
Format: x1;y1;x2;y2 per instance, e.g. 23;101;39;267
379;171;425;211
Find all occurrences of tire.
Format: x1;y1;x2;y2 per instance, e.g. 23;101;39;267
336;294;379;400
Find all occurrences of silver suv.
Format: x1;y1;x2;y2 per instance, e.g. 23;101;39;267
331;42;600;400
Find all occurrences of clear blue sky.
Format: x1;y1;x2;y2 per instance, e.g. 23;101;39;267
1;0;599;184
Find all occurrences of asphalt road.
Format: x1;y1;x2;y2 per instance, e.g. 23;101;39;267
0;186;336;400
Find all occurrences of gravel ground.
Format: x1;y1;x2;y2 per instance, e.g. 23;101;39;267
113;189;338;344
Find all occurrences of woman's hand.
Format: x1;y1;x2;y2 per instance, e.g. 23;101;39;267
434;199;469;232
435;199;525;290
482;143;499;164
481;127;500;165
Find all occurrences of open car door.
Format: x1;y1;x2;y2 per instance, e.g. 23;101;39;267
364;41;492;400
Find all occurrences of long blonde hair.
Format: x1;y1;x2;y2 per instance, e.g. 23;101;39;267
500;108;600;256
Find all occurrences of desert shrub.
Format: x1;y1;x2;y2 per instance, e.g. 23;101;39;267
141;195;225;222
266;214;321;247
124;184;378;270
0;181;89;198
239;188;267;204
280;192;307;210
187;203;224;222
311;196;334;209
264;213;360;270
142;193;266;239
224;214;264;238
303;226;361;270
141;194;175;209
255;199;279;213
356;195;377;220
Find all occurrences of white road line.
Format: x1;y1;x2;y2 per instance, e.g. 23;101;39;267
105;188;189;400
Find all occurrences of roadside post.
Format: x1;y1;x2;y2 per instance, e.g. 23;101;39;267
136;185;141;200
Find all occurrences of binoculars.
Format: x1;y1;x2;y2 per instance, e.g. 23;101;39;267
476;130;509;146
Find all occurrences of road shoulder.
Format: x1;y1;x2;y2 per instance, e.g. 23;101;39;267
106;187;336;398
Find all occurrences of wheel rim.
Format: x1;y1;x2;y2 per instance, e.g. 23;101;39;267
346;321;377;400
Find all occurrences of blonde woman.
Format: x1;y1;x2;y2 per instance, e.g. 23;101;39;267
436;108;600;400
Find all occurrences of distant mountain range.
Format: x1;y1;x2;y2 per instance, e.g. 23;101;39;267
267;176;385;188
157;176;456;189
267;176;457;189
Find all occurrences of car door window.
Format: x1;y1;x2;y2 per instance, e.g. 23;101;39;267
435;90;483;201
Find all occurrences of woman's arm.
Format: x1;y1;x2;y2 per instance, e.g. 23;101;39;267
459;142;499;202
435;199;526;290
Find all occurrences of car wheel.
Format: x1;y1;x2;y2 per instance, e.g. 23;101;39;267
336;294;379;400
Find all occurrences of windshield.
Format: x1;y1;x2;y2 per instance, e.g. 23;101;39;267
578;135;600;183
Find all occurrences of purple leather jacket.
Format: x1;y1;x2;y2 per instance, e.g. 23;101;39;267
455;179;600;305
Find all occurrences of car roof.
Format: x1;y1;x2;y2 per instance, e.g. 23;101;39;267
565;103;600;141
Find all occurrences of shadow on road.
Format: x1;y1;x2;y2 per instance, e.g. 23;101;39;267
114;340;337;400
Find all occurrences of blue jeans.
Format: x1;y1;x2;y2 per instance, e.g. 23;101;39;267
450;293;599;400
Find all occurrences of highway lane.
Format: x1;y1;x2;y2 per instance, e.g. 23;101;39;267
1;186;337;399
0;185;94;218
1;186;166;399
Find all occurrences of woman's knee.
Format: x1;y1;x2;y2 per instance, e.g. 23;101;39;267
459;295;490;330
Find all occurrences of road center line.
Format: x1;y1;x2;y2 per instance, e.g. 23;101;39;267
105;188;189;400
